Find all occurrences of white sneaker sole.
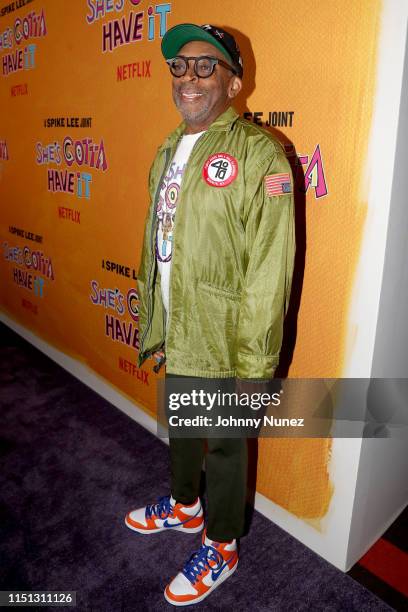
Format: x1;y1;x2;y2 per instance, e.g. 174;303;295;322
163;561;238;606
124;516;204;534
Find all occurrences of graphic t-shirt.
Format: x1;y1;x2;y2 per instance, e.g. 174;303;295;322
156;131;204;325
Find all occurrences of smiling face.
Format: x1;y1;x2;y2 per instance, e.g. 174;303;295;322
171;40;242;134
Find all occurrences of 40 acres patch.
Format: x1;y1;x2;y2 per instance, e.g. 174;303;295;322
202;153;238;187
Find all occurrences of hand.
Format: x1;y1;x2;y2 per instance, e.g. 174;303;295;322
152;348;166;373
153;349;165;362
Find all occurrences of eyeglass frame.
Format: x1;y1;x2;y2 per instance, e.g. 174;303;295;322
165;55;238;78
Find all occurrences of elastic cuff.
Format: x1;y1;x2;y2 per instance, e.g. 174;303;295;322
236;351;278;379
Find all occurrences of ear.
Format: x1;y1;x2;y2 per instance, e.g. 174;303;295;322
228;76;242;99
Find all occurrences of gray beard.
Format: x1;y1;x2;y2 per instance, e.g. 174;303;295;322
173;92;211;125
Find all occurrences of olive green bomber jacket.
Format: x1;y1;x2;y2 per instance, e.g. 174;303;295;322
137;106;295;379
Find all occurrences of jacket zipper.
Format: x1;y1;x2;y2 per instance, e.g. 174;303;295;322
165;131;208;355
139;147;172;361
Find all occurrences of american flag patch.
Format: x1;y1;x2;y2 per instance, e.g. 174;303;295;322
264;173;292;196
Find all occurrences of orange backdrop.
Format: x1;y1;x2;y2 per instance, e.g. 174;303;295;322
0;0;382;521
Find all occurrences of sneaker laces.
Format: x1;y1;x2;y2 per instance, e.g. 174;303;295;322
182;544;224;585
145;495;173;520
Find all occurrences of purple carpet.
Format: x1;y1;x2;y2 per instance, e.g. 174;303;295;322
0;322;393;611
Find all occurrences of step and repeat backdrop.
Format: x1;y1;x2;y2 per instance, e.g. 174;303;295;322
0;0;382;526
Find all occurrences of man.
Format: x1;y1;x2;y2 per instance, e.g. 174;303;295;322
125;23;295;606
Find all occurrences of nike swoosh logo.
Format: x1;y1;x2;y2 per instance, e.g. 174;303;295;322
211;555;236;581
163;510;200;528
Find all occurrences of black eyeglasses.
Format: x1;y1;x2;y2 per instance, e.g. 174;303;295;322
166;55;237;78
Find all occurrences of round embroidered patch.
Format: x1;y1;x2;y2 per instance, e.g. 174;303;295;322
202;153;238;187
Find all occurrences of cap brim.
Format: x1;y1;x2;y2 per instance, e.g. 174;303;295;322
161;23;233;66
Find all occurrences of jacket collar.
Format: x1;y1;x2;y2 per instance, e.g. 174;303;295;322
158;106;239;151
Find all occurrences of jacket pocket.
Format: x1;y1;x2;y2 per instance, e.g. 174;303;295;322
190;280;241;372
197;280;241;302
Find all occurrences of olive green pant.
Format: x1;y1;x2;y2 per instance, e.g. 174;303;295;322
167;375;248;542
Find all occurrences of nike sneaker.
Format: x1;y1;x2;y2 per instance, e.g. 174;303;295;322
125;495;203;534
164;528;238;606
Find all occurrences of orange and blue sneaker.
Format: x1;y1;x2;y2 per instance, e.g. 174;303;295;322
164;529;238;606
125;495;203;534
